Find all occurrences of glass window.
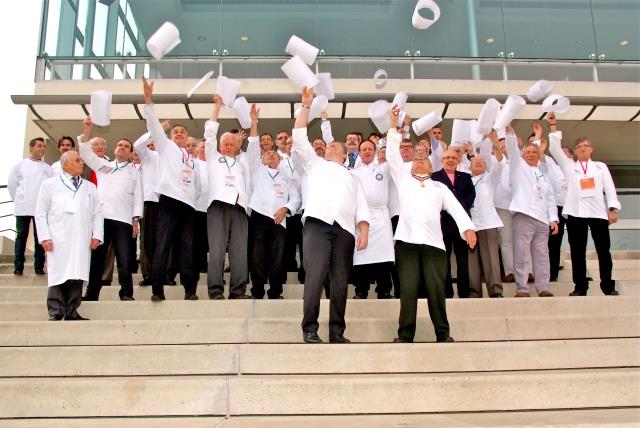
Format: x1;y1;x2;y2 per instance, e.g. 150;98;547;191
591;0;640;61
116;16;125;56
92;2;108;56
76;0;88;37
43;0;62;56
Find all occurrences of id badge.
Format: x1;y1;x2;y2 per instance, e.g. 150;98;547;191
181;169;193;185
579;177;595;198
273;182;285;198
536;185;544;201
225;175;236;188
65;198;79;214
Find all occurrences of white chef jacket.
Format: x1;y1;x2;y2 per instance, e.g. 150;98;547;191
387;129;475;250
549;131;620;220
506;132;558;224
204;121;251;212
133;132;160;203
351;162;394;264
292;127;369;237
78;136;143;225
34;173;103;287
194;158;209;213
8;158;54;216
145;104;201;209
470;157;504;231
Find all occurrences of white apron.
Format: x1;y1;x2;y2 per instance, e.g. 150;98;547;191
354;205;395;265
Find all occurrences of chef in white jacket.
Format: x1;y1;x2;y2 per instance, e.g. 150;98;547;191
8;137;54;275
35;151;103;321
350;139;395;299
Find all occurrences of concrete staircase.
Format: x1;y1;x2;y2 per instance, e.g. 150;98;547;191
0;253;638;427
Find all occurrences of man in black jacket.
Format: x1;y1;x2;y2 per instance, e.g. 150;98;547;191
431;148;476;298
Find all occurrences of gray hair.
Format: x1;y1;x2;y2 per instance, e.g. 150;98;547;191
59;150;76;168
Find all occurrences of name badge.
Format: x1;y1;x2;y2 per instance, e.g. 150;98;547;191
536;185;544;201
580;177;595;198
225;175;236;188
64;198;79;214
181;169;193;185
273;182;285;198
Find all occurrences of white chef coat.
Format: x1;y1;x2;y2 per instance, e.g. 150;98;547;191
292;127;369;237
203;121;251;212
194;158;209;213
470;157;504;231
78;136;143;225
145;104;201;209
8;158;54;216
133;132;160;203
506;132;558;224
387;129;475;251
549;131;620;220
351;162;394;264
34;173;103;287
51;160;62;176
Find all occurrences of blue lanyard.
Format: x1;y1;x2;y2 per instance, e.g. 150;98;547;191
110;161;130;174
267;170;280;181
223;157;236;174
60;175;82;197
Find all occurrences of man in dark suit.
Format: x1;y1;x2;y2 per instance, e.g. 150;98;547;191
431;148;476;298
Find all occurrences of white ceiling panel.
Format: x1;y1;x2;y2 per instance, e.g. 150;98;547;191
136;104;190;120
589;106;640;121
33;105;86;120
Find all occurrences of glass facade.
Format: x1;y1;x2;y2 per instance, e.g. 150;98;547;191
38;0;640;81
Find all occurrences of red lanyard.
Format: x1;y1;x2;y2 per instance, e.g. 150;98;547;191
412;174;429;187
579;160;588;176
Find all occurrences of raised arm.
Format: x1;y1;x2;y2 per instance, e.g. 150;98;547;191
292;87;319;174
143;77;170;154
245;104;261;169
320;111;334;144
133;131;152;161
505;126;522;173
204;94;223;161
77;116;115;174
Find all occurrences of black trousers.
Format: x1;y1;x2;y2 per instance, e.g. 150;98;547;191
283;213;303;274
140;201;159;280
194;211;209;274
14;216;45;272
352;262;393;298
301;218;354;338
85;219;134;300
443;230;470;298
548;205;566;281
47;279;83;319
207;201;248;297
249;211;287;299
390;215;401;297
566;215;615;294
152;195;196;297
396;241;450;341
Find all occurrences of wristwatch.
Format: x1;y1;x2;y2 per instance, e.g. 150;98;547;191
609;208;618;212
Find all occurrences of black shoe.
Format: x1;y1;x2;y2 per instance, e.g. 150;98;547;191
13;270;23;276
489;293;504;298
436;336;455;343
569;290;587;296
549;276;558;282
267;295;284;300
48;314;63;321
66;314;89;321
393;337;413;343
150;294;166;302
527;274;535;283
229;294;251;300
209;293;225;300
329;334;351;344
166;280;177;286
184;293;199;300
252;294;264;300
303;332;323;344
377;293;392;299
605;290;619;296
82;295;98;301
120;296;135;301
138;279;152;286
35;269;45;275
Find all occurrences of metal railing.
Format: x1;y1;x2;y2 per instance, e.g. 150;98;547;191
0;185;16;235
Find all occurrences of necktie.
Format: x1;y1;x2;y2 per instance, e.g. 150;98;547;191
348;153;356;168
72;176;79;189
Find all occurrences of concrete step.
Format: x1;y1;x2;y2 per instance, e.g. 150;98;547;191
2;409;639;428
0;314;637;346
0;368;637;417
0;296;637;321
1;339;637;377
0;281;637;302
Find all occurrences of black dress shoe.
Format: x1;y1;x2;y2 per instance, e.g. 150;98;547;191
138;279;152;286
267;295;284;300
150;294;166;302
120;296;135;301
184;293;199;300
377;293;393;299
13;270;23;276
569;290;587;296
329;334;351;344
48;314;63;321
393;337;413;343
605;290;619;296
229;294;251;300
209;293;225;300
303;332;323;344
436;336;455;343
66;314;89;321
489;293;504;298
35;269;45;275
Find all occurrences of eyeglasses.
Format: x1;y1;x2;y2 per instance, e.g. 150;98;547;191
575;143;592;149
442;156;458;160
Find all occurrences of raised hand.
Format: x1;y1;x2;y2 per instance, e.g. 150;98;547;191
250;103;260;122
143;77;154;105
545;112;558;132
389;105;400;132
161;120;171;132
532;122;543;140
82;116;93;141
301;86;314;107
